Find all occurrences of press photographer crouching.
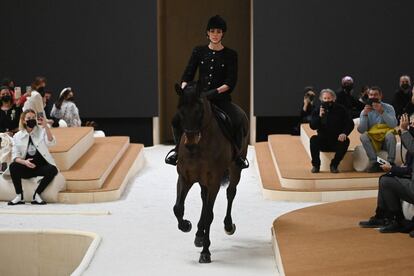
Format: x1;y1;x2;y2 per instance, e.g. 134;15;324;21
309;89;354;173
359;113;414;236
7;109;58;205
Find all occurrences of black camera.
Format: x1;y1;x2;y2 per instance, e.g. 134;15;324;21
321;101;333;110
364;98;380;106
305;92;315;102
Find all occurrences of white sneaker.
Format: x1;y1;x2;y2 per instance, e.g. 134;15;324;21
8;194;25;205
31;193;46;205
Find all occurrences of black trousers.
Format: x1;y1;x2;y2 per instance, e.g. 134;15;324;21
310;135;350;167
376;175;414;220
9;162;58;195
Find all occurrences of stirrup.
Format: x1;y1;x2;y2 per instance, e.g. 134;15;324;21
165;149;178;166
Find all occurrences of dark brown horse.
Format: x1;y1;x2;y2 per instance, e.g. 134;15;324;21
172;82;249;263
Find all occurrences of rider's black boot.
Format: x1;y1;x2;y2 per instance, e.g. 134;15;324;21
165;126;182;166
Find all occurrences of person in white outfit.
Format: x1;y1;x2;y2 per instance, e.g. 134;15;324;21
50;87;81;127
7;109;58;205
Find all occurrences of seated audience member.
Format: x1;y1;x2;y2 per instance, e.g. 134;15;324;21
359;113;414;235
7;109;58;205
292;86;317;135
392;75;412;120
0;86;22;135
336;76;364;119
51;88;81;127
1;77;16;102
358;86;398;172
309;89;354;173
358;85;370;105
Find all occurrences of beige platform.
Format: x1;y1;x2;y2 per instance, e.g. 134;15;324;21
0;229;100;276
49;127;94;171
272;198;414;276
59;144;145;203
62;137;130;190
255;142;378;202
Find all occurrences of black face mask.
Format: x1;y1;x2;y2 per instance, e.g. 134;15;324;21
321;101;334;110
1;95;11;102
343;84;353;92
409;127;414;137
37;87;45;96
26;119;37;129
401;83;410;90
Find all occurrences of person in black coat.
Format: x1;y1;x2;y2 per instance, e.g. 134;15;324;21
310;88;354;173
392;75;412;120
165;15;248;169
336;76;364;119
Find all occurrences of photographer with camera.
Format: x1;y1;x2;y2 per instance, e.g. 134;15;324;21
358;86;398;172
309;89;354;173
292;87;317;135
336;76;365;119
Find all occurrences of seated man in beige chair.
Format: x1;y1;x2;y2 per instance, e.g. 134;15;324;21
357;86;398;172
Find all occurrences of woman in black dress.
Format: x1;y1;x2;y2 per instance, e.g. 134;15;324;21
166;15;248;169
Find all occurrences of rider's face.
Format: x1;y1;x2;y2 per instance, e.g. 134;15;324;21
207;29;223;44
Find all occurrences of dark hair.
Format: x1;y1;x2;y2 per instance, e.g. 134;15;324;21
369;86;382;94
1;78;13;87
55;88;72;109
31;76;47;90
304;86;315;94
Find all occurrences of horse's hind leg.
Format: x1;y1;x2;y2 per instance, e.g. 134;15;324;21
194;185;208;247
224;167;241;235
173;175;193;233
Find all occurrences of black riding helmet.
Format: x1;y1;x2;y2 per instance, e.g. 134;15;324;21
206;15;227;32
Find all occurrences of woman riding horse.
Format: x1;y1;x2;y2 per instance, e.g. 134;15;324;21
165;15;249;169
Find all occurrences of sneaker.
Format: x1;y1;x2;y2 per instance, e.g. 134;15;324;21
330;165;339;173
366;163;382;173
31;193;47;205
359;216;386;228
379;219;401;233
311;166;320;173
7;193;25;206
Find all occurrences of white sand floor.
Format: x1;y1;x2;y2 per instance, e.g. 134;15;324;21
0;145;318;276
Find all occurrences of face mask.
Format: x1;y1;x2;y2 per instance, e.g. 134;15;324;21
409;127;414;137
26;119;37;129
37;87;45;96
1;95;11;102
321;101;334;110
401;83;410;90
343;84;353;92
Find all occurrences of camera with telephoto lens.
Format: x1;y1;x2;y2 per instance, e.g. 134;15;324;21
364;98;380;106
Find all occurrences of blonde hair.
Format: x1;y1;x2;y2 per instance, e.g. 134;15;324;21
19;109;36;130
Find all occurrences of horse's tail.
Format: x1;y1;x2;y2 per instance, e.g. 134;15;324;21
220;169;230;187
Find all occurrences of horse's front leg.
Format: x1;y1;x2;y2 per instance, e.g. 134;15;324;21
194;184;208;247
173;175;193;233
224;168;241;235
199;183;220;264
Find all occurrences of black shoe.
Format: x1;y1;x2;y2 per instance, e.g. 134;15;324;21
236;156;249;169
165;149;178;166
7;200;25;206
311;166;320;173
330;165;339;173
359;216;386;228
366;163;382;173
7;193;25;206
379;219;402;233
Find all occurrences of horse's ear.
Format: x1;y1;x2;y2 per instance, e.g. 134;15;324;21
175;83;183;95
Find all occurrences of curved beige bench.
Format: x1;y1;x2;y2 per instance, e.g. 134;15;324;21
0;173;66;203
0;229;100;276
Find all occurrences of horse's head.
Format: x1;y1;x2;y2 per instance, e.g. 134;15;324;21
175;82;205;148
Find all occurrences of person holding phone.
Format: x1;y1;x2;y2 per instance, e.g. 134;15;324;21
7;109;58;205
0;86;22;136
357;87;398;172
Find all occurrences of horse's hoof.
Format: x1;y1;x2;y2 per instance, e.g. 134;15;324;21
199;253;211;263
225;223;236;235
178;220;192;233
194;236;204;247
